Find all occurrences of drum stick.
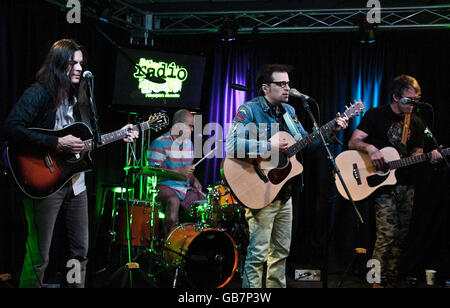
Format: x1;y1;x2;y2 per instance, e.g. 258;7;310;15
194;149;215;168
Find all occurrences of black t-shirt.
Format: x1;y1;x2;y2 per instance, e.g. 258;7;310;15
357;104;425;185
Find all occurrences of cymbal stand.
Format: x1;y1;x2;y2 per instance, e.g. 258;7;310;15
146;175;159;252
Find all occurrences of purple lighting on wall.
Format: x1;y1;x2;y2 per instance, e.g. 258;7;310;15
204;49;250;186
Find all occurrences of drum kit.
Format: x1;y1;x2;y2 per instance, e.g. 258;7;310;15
109;165;247;288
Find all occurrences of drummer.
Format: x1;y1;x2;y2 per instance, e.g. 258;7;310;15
147;109;205;235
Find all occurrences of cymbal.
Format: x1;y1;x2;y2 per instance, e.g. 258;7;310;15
124;166;187;182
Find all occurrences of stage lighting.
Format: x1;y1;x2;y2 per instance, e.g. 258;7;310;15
359;20;377;44
84;0;113;23
98;7;113;23
218;18;238;42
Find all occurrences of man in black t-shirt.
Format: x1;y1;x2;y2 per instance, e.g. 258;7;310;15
348;74;442;287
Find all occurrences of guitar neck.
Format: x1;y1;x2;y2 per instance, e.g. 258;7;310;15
84;122;148;151
388;147;450;170
285;119;336;157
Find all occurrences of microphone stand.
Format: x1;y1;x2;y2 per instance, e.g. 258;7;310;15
301;98;364;223
299;97;364;288
414;105;450;170
425;128;450;169
86;76;103;149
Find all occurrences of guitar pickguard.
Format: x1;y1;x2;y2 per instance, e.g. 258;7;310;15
267;161;292;185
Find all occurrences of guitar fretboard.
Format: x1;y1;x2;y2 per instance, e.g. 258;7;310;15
83;119;163;151
285;119;336;157
283;102;364;158
388;148;449;170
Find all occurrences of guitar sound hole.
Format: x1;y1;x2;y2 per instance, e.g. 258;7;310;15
367;171;390;188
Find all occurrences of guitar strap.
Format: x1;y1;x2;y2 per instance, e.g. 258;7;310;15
282;112;303;141
400;113;411;155
282;111;305;193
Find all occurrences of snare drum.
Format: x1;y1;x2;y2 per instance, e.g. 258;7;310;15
163;223;238;288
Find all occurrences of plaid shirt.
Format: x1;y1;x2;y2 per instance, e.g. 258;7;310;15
147;132;194;199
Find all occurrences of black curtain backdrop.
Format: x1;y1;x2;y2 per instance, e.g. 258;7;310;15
1;0;449;287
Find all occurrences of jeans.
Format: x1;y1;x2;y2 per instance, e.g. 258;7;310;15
33;184;88;288
242;198;292;288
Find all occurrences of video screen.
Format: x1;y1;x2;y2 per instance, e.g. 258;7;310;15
112;48;206;109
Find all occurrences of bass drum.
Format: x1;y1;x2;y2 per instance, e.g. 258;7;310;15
163;223;238;288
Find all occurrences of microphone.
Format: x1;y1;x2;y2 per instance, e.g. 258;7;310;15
289;88;316;102
83;71;94;79
230;83;249;91
399;97;432;107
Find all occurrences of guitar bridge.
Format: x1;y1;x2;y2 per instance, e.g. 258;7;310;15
352;163;362;185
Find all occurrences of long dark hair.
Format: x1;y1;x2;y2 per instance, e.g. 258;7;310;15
36;39;88;109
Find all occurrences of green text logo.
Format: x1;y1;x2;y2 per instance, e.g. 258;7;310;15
134;58;188;99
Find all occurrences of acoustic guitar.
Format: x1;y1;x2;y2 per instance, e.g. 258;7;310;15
222;100;366;209
334;146;449;201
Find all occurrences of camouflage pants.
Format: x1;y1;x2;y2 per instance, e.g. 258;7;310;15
372;185;414;285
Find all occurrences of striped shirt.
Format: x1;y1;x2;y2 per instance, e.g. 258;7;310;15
147;132;194;199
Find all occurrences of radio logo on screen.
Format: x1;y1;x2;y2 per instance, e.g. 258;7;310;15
133;58;188;99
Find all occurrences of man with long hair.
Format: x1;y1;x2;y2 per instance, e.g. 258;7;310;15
2;39;138;287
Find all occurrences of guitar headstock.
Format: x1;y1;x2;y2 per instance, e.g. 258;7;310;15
147;113;169;131
342;99;366;120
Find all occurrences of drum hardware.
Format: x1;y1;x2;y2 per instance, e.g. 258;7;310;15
124;165;187;182
104;154;245;288
109;161;183;287
110;164;190;288
146;175;160;252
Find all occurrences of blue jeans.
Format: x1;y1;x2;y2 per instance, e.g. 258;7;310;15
33;184;88;288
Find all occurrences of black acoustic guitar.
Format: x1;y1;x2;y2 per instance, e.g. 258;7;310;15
7;113;169;199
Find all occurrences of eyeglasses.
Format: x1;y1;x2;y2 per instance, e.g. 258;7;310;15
400;96;421;104
270;81;290;88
